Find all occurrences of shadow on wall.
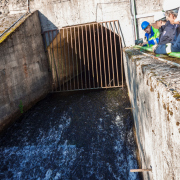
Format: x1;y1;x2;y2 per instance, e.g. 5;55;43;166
38;11;58;33
38;11;59;48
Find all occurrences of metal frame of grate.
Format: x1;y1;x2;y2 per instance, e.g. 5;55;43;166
42;20;124;92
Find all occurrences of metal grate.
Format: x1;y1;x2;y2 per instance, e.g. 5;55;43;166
42;20;124;92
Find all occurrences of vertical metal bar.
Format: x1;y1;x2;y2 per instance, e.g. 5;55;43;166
51;30;59;92
48;31;53;92
85;25;91;88
89;24;95;88
51;31;56;91
101;23;107;87
44;32;53;92
81;26;87;89
74;27;79;89
93;23;99;87
78;26;83;89
70;27;75;90
97;23;102;87
60;29;64;91
105;22;111;86
117;21;124;88
113;21;119;86
109;21;115;87
63;28;68;90
56;29;61;91
67;29;71;90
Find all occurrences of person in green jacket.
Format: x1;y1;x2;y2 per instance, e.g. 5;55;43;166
140;21;160;47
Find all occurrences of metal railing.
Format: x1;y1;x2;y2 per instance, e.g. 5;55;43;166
42;20;124;92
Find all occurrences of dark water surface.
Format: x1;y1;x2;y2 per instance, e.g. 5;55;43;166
0;87;141;180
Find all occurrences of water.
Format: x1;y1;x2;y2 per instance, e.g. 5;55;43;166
0;87;141;180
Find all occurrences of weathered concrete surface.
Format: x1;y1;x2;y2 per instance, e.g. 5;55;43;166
0;0;27;34
32;0;134;46
124;48;180;180
1;0;168;46
0;11;50;132
0;0;135;46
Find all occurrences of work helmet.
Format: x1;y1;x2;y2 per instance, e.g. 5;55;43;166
154;12;166;22
141;21;150;30
163;0;180;11
175;8;180;22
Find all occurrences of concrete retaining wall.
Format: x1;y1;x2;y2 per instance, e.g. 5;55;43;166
0;11;50;132
0;0;135;47
0;0;167;46
124;49;180;180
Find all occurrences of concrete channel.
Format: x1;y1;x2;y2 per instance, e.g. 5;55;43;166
0;87;141;180
1;2;180;179
0;11;142;180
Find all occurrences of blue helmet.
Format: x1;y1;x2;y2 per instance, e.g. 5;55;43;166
141;21;150;30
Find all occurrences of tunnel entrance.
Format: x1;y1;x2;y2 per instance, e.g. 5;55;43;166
42;20;124;92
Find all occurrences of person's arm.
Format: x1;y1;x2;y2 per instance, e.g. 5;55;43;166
171;33;180;52
154;44;167;54
155;37;180;54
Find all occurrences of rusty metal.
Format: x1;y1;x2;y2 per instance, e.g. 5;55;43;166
59;30;64;91
85;25;91;88
130;169;152;172
47;31;53;91
63;29;68;90
70;27;75;90
113;21;119;86
117;21;124;88
89;24;95;88
42;20;124;92
81;26;87;89
74;27;79;89
93;23;99;87
105;22;111;86
101;23;107;87
109;22;115;87
56;29;61;91
78;26;83;89
97;23;102;87
67;28;71;90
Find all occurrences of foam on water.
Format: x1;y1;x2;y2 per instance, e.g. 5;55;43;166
0;89;141;180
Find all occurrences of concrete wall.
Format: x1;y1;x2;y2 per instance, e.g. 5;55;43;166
124;49;180;180
31;0;135;46
0;0;27;34
0;0;136;47
0;11;50;132
0;0;168;46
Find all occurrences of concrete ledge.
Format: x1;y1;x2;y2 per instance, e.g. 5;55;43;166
124;48;180;180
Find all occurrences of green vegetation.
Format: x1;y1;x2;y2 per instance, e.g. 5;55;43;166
19;100;24;114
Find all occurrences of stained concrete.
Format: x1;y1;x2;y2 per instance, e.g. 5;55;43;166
0;11;50;132
124;48;180;180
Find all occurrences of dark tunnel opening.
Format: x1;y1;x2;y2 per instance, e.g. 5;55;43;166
43;21;124;92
